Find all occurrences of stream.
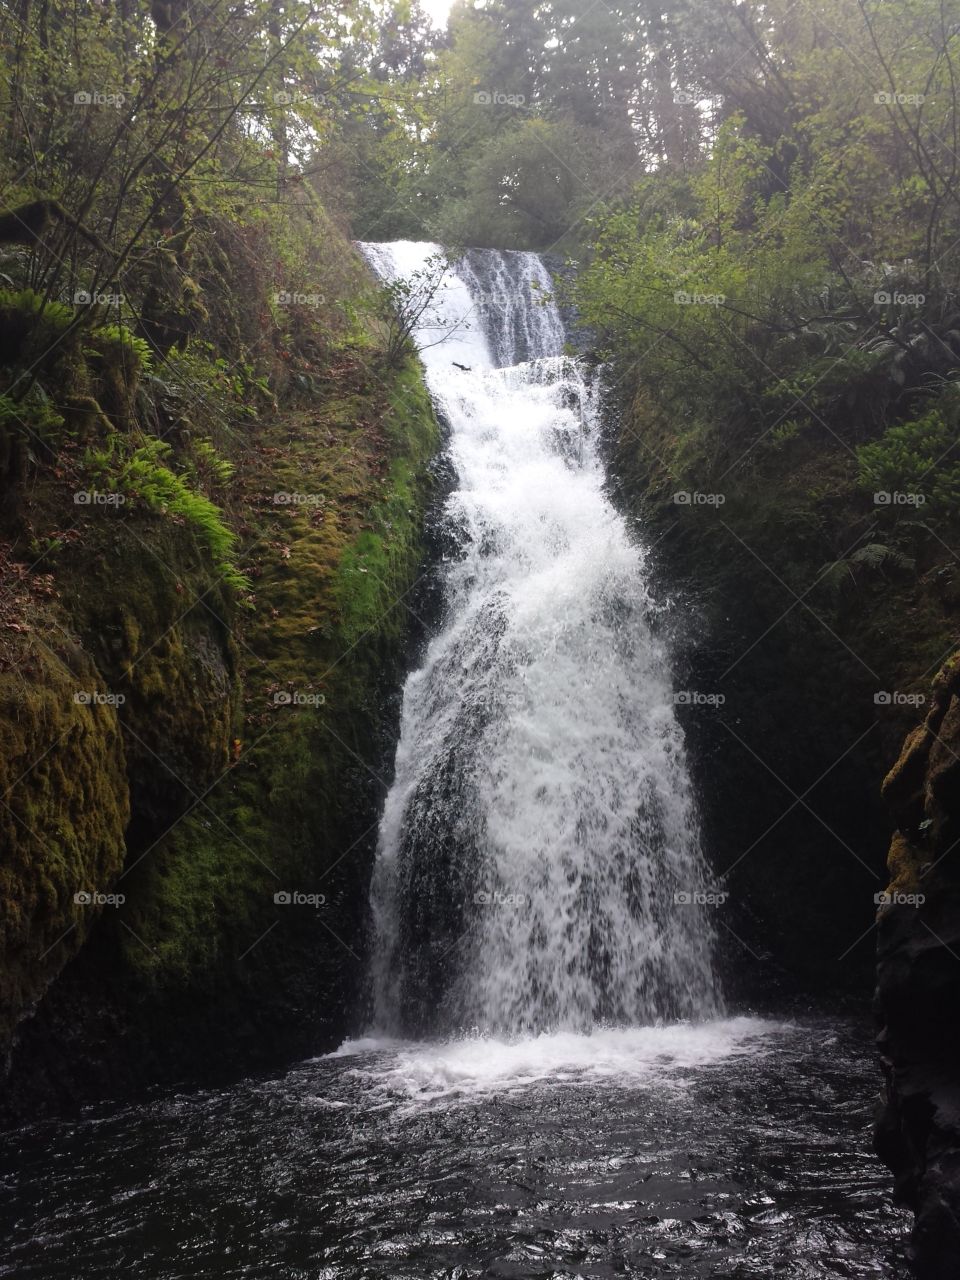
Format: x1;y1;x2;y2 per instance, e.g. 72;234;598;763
0;1015;908;1277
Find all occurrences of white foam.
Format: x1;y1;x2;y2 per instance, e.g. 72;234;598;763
331;1018;786;1104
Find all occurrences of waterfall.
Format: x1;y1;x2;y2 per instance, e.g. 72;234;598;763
360;240;723;1037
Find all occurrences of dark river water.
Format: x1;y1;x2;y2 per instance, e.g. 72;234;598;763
0;1015;910;1278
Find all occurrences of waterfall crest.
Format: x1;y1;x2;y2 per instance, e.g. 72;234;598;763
360;240;723;1036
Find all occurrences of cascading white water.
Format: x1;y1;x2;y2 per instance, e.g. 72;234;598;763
360;240;723;1037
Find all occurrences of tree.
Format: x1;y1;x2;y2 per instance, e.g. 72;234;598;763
437;116;634;250
375;252;467;367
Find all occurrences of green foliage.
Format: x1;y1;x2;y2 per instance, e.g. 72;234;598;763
435;118;632;251
0;389;64;440
190;439;236;488
573;0;960;490
0;288;75;331
85;435;248;591
346;0;699;246
818;543;916;601
857;406;960;515
85;325;153;375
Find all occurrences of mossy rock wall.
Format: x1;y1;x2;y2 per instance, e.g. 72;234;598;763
0;280;441;1115
875;655;960;1277
0;630;128;1058
606;381;958;1000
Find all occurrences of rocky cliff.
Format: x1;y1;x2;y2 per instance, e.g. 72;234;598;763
876;655;960;1278
604;382;958;1003
0;217;440;1117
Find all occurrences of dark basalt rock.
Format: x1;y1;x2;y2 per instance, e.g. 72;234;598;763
876;654;960;1277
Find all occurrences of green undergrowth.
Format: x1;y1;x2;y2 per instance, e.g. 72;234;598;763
617;378;959;698
104;352;439;1001
84;434;247;590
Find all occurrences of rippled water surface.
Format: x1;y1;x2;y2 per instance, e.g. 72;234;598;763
0;1016;910;1278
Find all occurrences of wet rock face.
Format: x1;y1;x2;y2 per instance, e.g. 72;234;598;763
876;655;960;1278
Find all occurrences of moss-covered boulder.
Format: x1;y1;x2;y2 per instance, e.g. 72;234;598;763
0;624;128;1056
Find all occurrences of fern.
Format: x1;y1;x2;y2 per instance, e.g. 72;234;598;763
191;438;235;487
848;542;915;573
0;288;75;330
89;323;153;372
0;388;64;438
819;542;915;598
84;435;248;590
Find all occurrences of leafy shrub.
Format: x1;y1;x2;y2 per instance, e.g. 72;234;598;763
857;404;960;514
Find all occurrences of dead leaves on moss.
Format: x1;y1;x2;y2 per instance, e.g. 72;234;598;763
0;544;63;664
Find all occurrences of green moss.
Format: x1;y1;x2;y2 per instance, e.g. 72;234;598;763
99;353;439;997
0;198;442;1090
0;629;128;1043
330;368;438;643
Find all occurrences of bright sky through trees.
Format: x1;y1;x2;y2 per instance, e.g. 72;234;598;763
421;0;453;27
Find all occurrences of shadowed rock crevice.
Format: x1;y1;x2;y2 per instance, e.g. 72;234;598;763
876;655;960;1278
